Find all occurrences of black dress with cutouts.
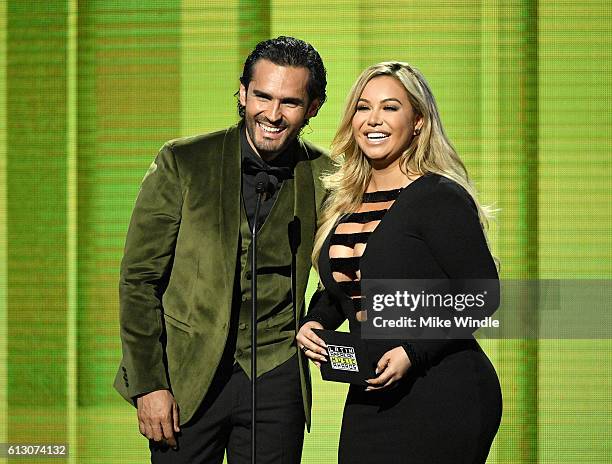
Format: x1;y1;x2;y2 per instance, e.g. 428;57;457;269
302;173;502;463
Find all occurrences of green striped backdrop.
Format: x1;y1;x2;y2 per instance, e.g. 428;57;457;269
0;1;610;462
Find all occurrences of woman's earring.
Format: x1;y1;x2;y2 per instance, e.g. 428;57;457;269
413;127;421;136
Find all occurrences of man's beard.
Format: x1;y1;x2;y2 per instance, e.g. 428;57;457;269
244;116;300;159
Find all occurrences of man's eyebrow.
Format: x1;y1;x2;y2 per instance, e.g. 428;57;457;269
281;97;305;105
253;89;272;99
252;89;305;105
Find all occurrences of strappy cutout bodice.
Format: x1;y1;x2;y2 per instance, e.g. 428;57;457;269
329;187;404;321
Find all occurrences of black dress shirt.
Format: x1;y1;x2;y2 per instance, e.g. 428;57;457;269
240;127;296;231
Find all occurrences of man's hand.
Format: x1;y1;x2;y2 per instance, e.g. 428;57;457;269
365;346;412;391
136;389;180;448
296;321;327;368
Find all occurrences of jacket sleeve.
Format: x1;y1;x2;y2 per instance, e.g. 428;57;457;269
114;142;183;401
301;288;347;330
402;181;499;372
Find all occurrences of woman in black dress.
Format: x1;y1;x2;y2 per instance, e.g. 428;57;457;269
296;62;502;463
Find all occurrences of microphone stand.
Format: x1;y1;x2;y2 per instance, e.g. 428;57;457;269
251;172;272;464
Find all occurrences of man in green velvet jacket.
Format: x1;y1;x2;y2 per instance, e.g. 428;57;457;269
114;37;330;463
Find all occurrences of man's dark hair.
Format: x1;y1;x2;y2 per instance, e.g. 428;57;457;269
237;36;327;118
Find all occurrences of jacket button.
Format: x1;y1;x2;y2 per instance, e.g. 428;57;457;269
239;323;247;330
245;271;252;280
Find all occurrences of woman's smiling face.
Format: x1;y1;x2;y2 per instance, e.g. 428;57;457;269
352;75;422;168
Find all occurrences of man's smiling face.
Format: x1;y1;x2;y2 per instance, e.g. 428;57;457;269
239;59;319;160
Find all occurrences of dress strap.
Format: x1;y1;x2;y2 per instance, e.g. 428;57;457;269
329;256;361;272
362;187;403;203
330;232;371;246
339;209;386;224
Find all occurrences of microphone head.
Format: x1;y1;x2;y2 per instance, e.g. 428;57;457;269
255;171;270;194
255;171;281;199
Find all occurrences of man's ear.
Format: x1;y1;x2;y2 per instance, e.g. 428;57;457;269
239;83;247;107
306;98;321;119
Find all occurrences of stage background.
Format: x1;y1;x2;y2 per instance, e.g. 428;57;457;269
0;0;610;462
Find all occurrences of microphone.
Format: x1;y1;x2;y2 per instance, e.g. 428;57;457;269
254;171;280;199
250;171;280;464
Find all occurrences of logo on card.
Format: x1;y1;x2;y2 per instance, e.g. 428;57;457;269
328;344;359;372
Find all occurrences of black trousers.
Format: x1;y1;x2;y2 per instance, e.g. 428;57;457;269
150;354;305;464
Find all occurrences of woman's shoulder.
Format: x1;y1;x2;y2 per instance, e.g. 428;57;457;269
399;173;483;236
408;172;474;207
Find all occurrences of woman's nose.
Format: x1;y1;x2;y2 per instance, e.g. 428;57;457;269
367;108;382;126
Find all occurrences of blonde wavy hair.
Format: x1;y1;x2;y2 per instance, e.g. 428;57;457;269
312;61;496;274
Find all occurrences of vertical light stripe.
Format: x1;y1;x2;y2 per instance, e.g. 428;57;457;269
238;0;270;65
518;1;539;461
481;0;500;243
495;1;539;461
480;3;501;462
271;0;360;149
0;0;7;446
181;0;239;136
67;0;78;461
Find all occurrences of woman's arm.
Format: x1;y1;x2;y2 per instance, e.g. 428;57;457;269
300;287;347;330
403;179;499;371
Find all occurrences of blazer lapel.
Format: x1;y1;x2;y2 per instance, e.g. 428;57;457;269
292;139;316;322
219;124;242;280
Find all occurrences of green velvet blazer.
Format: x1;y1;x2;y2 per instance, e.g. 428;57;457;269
114;123;330;427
